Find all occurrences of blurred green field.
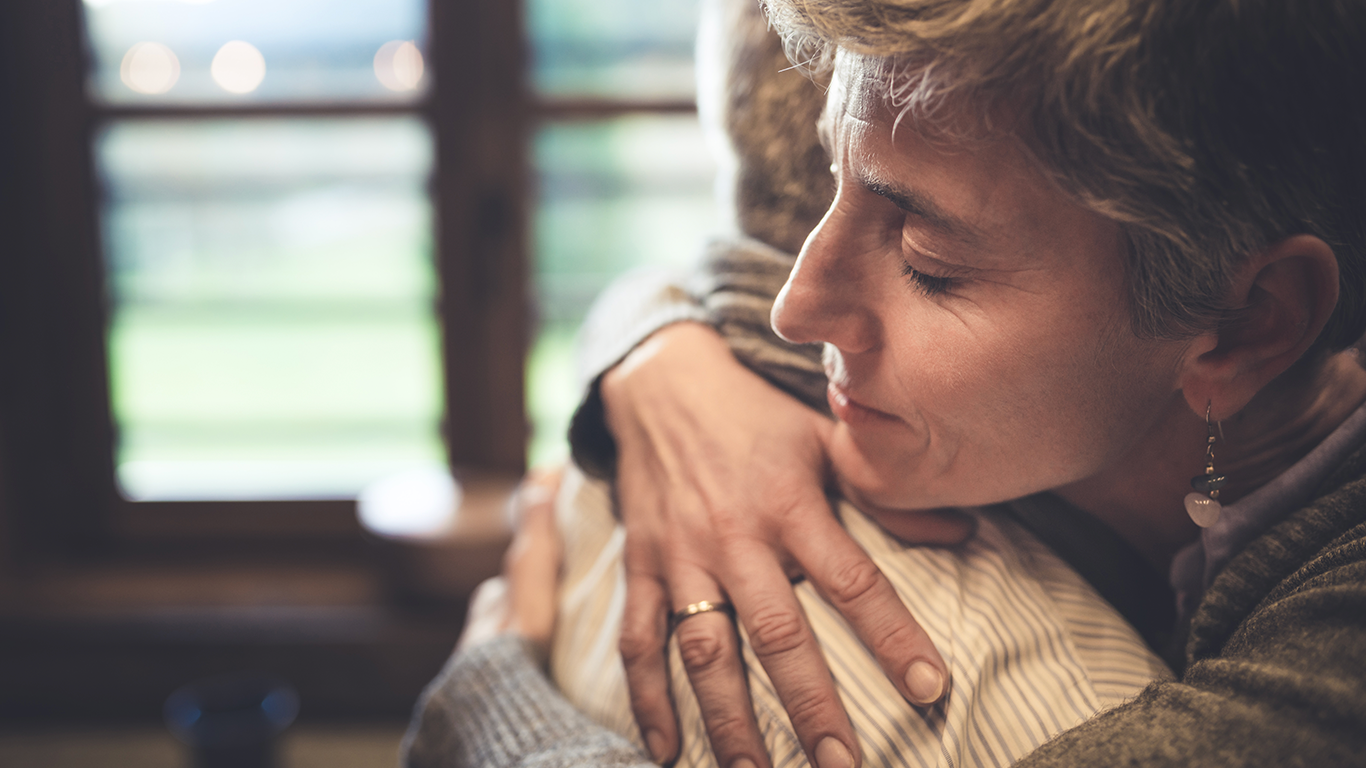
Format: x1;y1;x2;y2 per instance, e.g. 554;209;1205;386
102;114;718;500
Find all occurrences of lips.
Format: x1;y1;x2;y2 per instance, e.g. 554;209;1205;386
823;344;903;426
827;381;902;426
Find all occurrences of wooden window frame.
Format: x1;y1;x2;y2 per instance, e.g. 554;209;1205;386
0;0;700;561
0;0;538;720
0;0;535;560
0;0;705;721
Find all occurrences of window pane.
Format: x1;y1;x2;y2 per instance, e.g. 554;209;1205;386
84;0;428;104
528;115;721;463
98;117;442;500
528;0;700;99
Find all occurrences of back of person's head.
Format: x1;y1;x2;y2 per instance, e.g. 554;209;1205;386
698;0;834;255
764;0;1366;352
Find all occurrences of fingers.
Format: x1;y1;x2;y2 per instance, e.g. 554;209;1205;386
599;325;877;766
728;555;860;768
668;571;770;768
784;509;949;708
621;566;679;765
506;464;566;529
503;470;564;591
623;556;776;768
503;467;565;653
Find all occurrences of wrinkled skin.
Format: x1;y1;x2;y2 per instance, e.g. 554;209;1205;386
604;46;1360;768
604;52;1200;768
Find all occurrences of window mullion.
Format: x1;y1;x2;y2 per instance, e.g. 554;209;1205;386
430;0;530;473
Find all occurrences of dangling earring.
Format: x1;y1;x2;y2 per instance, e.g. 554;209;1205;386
1184;402;1225;528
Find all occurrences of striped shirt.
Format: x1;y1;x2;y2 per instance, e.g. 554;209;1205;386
549;466;1172;768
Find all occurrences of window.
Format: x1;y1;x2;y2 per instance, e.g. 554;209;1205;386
525;0;719;463
0;0;719;721
3;0;531;545
2;0;716;545
89;0;445;501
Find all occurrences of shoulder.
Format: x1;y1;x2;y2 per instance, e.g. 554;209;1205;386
1190;448;1366;662
1016;509;1366;766
1017;456;1366;767
1168;454;1366;764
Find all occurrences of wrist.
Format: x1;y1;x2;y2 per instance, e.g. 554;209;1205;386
601;321;729;418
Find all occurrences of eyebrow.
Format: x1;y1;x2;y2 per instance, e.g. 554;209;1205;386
821;102;986;248
859;175;983;245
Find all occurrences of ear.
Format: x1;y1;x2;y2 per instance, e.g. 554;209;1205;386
1179;234;1340;420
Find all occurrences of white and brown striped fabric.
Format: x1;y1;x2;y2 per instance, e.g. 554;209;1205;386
549;466;1172;768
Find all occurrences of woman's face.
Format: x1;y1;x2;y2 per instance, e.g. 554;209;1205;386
772;56;1192;510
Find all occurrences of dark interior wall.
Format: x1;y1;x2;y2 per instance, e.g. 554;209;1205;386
0;0;119;560
0;0;30;572
1;603;467;722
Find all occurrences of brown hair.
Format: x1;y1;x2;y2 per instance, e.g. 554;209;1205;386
699;0;834;254
764;0;1366;349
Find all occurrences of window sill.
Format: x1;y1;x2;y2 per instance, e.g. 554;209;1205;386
0;469;523;723
0;558;468;722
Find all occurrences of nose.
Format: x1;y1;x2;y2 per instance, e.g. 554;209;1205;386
771;198;879;353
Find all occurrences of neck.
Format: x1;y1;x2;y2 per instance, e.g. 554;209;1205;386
1057;347;1366;574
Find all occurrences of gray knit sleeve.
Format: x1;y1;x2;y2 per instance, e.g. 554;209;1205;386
402;636;653;768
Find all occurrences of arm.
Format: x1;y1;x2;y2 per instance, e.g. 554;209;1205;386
1017;485;1366;767
404;636;654;768
404;469;654;768
570;238;972;768
605;324;971;768
569;238;826;480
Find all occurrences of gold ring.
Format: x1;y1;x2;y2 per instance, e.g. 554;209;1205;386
669;600;735;633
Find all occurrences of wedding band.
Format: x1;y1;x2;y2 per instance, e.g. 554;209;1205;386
669;600;735;633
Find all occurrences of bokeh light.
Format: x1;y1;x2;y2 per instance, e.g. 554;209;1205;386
210;40;266;94
87;0;216;6
119;42;180;94
373;40;424;92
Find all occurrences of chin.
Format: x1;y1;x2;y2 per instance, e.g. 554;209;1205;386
829;422;1046;511
828;423;937;509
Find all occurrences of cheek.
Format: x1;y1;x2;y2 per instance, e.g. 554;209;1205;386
1066;334;1187;456
970;322;1182;490
854;302;1175;506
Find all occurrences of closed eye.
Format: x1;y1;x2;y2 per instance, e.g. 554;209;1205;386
900;262;957;296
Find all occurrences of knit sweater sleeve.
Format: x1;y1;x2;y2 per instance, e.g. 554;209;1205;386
402;636;654;768
1015;482;1366;766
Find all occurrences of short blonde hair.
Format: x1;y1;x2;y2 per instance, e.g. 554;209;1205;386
764;0;1366;350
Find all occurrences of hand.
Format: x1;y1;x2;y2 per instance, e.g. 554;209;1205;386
457;467;564;660
603;323;971;768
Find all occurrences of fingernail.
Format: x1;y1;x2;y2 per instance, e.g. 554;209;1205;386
815;737;854;768
645;729;670;764
905;660;945;704
731;759;758;768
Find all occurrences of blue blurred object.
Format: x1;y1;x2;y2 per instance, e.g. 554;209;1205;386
164;675;300;768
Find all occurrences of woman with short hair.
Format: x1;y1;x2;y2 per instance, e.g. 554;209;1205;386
406;0;1366;765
